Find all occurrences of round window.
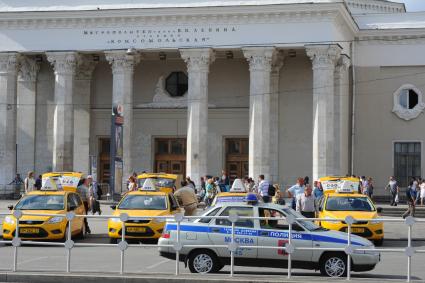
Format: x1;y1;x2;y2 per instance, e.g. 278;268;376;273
165;72;188;97
399;88;419;110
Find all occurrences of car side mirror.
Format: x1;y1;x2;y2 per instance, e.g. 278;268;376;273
7;205;13;210
110;205;117;210
376;207;383;213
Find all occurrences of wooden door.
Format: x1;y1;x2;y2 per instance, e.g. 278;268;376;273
154;138;186;176
98;138;111;184
225;138;249;182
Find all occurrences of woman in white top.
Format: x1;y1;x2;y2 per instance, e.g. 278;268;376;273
420;180;425;206
24;171;36;194
128;176;137;192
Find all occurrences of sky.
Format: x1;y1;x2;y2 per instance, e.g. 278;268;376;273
393;0;425;11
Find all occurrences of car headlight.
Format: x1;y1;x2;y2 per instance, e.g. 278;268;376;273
152;218;166;224
46;216;64;224
370;219;381;225
109;217;122;223
4;216;15;224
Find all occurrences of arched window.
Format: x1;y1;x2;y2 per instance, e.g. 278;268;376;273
393;84;425;121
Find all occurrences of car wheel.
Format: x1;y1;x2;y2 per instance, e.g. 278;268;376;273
110;237;118;244
61;225;70;242
188;250;221;274
77;224;86;240
374;238;384;246
320;253;347;277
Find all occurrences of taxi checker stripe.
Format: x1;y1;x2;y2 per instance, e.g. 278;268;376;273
164;224;365;246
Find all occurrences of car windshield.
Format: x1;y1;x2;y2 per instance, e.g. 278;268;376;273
283;208;323;231
118;195;167;210
15;195;65;210
325;196;375;212
138;178;175;189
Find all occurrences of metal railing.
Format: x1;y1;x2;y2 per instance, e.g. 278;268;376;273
0;211;424;282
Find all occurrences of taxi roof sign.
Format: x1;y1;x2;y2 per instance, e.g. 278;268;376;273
336;180;357;194
141;178;157;191
229;179;247;192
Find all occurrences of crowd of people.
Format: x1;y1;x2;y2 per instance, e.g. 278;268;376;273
387;176;425;218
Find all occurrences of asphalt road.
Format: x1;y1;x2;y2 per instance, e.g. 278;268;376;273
0;201;425;281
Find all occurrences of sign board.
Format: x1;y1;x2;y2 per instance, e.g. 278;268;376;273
141;178;157;191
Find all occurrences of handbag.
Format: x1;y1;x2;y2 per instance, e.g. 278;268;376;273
395;193;399;204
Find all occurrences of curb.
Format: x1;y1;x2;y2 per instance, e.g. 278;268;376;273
0;272;403;283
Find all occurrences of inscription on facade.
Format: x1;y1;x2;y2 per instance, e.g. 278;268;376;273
83;26;237;48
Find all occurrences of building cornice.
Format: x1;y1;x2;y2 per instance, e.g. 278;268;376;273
0;3;358;35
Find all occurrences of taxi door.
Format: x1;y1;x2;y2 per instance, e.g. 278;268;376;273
257;208;313;264
209;206;258;260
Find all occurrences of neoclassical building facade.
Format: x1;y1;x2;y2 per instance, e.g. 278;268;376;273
0;0;425;193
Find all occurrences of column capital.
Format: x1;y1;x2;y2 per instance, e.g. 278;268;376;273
306;44;342;70
75;55;98;80
105;51;141;75
180;48;216;73
46;52;78;76
336;54;351;72
0;52;21;76
18;56;40;82
243;47;276;72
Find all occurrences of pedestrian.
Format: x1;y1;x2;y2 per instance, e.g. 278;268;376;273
186;176;196;191
313;180;324;199
386;176;399;206
304;176;310;185
35;175;42;190
361;176;369;195
205;179;217;207
24;171;36;194
258;175;271;203
88;175;101;215
174;180;198;216
288;178;305;210
127;176;137;191
77;178;91;234
272;186;285;205
367;177;374;199
296;185;316;218
9;174;23;185
220;170;230;192
402;181;416;219
420;179;425;206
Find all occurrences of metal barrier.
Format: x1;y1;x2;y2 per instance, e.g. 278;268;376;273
0;211;424;282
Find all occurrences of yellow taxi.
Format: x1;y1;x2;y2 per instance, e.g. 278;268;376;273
137;173;182;194
211;178;248;206
108;178;181;243
316;177;384;246
42;172;85;193
2;188;86;241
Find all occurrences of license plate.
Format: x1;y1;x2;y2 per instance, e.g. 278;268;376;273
351;228;365;233
20;228;39;234
127;227;146;233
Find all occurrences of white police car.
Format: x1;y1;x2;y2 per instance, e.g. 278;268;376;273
158;201;380;277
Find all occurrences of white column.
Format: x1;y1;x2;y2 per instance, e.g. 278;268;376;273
306;45;342;181
270;51;284;183
105;51;140;182
17;56;40;175
180;48;215;184
73;56;97;174
243;47;275;181
334;55;351;176
0;53;20;186
47;52;78;171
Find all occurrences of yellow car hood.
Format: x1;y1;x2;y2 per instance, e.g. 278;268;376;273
324;210;379;220
12;210;65;221
112;209;169;217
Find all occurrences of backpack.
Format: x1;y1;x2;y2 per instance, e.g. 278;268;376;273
268;184;276;197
